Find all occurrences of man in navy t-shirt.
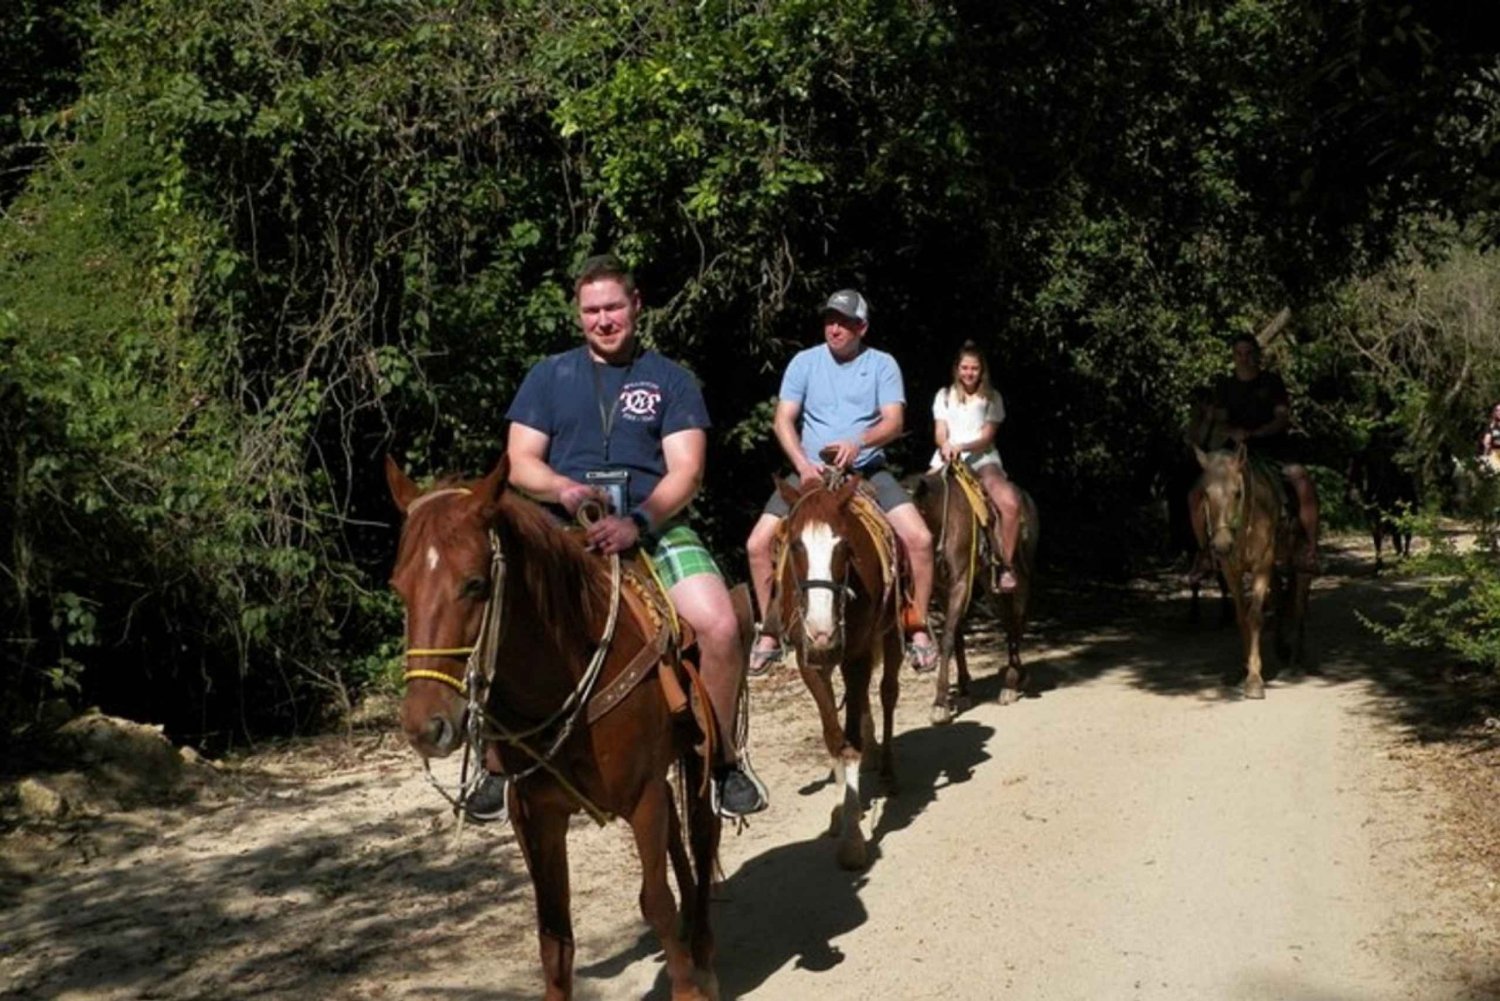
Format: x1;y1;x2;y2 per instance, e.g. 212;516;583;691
464;254;766;822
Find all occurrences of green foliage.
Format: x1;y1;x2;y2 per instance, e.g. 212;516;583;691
1363;507;1500;675
4;0;1499;739
0;0;103;205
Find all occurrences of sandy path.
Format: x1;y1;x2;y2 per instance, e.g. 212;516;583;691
3;539;1497;1000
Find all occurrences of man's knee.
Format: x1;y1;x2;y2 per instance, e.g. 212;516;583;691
894;515;932;552
674;583;742;655
746;517;780;559
1284;466;1317;501
694;608;740;656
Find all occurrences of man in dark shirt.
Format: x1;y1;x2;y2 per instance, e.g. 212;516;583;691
465;254;768;822
1189;334;1320;574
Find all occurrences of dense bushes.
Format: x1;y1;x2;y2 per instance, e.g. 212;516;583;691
3;0;1497;743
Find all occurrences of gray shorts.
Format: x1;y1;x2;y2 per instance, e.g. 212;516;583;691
762;469;912;518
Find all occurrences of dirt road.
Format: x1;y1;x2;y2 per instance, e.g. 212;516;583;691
3;538;1497;1000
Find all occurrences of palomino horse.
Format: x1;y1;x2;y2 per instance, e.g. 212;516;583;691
910;462;1039;723
387;457;720;1001
773;474;903;870
1195;445;1312;698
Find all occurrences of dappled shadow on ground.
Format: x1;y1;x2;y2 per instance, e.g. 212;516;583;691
712;838;870;998
710;726;995;998
602;721;996;1000
0;787;533;1001
1013;538;1499;744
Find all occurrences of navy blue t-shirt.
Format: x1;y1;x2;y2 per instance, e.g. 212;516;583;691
506;345;711;512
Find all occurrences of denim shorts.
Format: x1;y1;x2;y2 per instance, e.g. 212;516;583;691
762;469;912;518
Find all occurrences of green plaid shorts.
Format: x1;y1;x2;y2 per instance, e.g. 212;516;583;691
647;522;723;589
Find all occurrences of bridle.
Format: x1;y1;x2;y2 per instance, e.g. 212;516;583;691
780;486;857;657
794;563;856;654
400;490;622;826
1201;461;1250;539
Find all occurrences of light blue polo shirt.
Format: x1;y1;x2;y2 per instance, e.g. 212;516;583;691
779;344;906;469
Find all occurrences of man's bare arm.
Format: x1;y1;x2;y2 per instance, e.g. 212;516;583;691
773;398;821;479
507;422;595;512
648;429;708;527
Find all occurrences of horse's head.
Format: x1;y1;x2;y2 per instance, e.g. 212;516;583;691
386;455;509;759
1195;443;1248;557
777;475;860;661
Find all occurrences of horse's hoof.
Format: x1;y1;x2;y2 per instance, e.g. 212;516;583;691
1244;676;1266;700
998;687;1020;707
930;703;954;726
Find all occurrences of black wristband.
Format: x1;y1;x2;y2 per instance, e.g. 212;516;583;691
628;509;652;536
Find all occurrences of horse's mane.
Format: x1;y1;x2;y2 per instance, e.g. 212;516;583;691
784;481;850;528
1200;449;1282;515
784;481;885;558
399;476;611;659
492;491;613;656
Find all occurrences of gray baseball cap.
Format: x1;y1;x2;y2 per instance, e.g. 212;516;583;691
822;289;869;324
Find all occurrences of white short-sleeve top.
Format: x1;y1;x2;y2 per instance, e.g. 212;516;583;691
930;387;1005;472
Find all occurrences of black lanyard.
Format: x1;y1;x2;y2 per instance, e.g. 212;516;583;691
589;349;637;462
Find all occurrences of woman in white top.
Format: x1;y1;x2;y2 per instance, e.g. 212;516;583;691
931;341;1023;591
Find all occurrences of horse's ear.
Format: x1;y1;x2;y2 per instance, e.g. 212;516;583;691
833;478;858;506
774;474;800;508
1233;441;1248;468
385;455;422;514
1194;446;1211;470
470;455;511;511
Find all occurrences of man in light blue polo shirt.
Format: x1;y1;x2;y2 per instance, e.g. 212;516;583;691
745;288;937;673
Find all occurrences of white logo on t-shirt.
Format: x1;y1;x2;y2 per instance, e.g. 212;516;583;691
620;386;662;419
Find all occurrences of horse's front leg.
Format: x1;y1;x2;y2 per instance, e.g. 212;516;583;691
1283;568;1311;673
879;627;902;788
954;627;972;705
931;569;970;725
512;798;575;1001
998;587;1026;706
629;779;709;1001
1243;567;1271;699
800;662;864;868
1221;561;1250;687
844;657;876;779
1001;628;1024;705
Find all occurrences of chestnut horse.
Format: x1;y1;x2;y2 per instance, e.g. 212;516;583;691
386;457;720;1001
1195;445;1311;698
773;474;903;870
910;462;1039;723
